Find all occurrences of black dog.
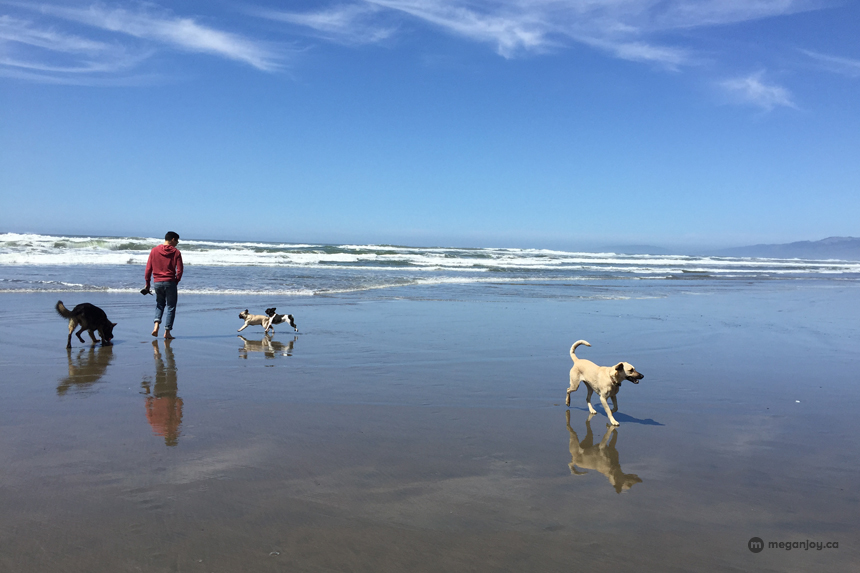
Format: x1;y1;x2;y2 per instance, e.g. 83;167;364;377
56;301;116;349
265;308;298;332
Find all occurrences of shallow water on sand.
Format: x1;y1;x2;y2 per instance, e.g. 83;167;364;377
0;283;858;572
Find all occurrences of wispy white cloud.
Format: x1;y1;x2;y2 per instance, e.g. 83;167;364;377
35;2;284;71
0;1;288;82
800;49;860;78
0;65;160;85
720;71;796;111
0;0;833;92
257;3;397;46
649;0;818;30
0;54;141;74
266;0;815;68
0;14;107;53
0;14;152;77
366;0;551;58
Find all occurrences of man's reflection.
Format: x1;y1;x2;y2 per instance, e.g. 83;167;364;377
238;335;296;359
57;346;114;395
141;340;182;446
566;410;642;493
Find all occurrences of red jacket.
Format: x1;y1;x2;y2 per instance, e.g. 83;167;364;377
145;244;184;287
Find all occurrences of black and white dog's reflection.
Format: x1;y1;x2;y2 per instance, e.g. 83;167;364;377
566;410;642;493
238;334;297;359
57;345;114;395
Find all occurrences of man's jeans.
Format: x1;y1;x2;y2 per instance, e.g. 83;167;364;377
153;281;178;330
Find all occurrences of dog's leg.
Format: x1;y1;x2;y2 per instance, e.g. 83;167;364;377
599;395;620;426
585;386;598;415
75;325;87;344
237;322;249;332
67;321;75;348
87;329;100;344
566;369;581;407
610;395;619;413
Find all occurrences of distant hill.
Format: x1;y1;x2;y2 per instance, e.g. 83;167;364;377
712;236;860;260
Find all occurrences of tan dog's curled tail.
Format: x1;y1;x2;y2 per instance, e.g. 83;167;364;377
56;301;73;318
570;340;591;361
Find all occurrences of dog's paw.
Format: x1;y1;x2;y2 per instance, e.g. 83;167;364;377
609;420;620;426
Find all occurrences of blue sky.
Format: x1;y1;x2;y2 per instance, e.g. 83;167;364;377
1;0;859;249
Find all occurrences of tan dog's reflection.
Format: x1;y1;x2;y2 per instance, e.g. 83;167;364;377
57;346;114;395
566;410;642;493
141;340;182;446
238;335;296;359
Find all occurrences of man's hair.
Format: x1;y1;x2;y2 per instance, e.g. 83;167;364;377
165;231;180;242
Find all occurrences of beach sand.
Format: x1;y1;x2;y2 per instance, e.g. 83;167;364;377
1;285;858;571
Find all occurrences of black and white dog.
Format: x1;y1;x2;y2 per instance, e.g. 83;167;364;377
265;308;298;332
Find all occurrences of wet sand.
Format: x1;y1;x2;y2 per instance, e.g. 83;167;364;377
1;285;858;572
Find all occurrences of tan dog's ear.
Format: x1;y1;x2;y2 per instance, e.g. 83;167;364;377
615;363;624;371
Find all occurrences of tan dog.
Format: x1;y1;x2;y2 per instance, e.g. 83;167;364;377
237;309;274;333
566;340;644;426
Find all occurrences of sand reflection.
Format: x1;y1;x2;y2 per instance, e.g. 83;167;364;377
141;340;183;446
566;410;642;493
57;346;114;395
238;334;296;359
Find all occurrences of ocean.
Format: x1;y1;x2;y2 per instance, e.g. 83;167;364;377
2;232;858;299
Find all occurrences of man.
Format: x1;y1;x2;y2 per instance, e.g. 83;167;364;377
144;231;184;339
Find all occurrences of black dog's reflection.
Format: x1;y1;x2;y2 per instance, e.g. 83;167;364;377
57;346;114;395
141;340;182;446
238;335;296;359
566;410;642;493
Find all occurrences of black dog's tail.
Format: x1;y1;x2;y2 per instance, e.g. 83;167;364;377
56;301;75;319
